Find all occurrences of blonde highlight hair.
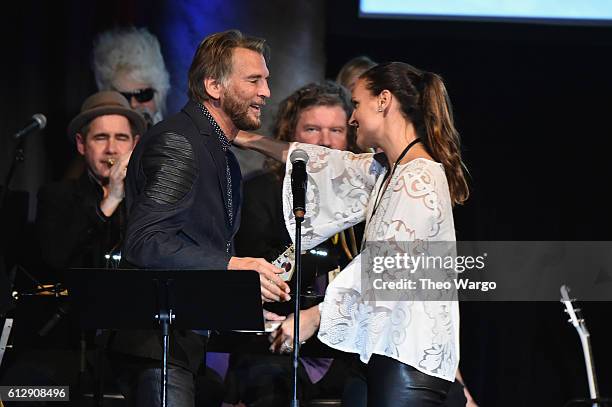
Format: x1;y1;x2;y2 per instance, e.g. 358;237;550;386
188;30;269;103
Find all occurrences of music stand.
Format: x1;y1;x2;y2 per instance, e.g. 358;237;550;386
66;268;264;407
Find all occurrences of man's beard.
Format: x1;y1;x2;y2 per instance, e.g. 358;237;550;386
221;89;261;131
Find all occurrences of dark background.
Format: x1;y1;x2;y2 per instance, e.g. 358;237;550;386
2;1;611;405
324;3;612;405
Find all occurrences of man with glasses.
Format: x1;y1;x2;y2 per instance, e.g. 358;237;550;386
118;87;156;109
92;26;170;126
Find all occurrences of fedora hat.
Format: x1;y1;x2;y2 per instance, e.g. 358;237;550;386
67;91;147;141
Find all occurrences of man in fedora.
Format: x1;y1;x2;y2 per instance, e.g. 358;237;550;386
37;90;146;272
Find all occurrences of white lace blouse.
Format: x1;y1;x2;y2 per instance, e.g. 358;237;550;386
282;142;459;382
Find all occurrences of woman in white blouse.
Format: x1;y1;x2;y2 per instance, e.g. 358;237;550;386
236;62;469;406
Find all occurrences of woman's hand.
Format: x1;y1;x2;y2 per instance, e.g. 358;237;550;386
269;306;321;353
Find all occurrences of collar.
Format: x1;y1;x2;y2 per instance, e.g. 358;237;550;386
196;102;232;152
80;168;105;197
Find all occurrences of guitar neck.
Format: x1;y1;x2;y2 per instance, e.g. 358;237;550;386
577;327;600;401
561;285;601;405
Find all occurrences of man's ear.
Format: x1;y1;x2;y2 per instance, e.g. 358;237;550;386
75;133;86;156
204;77;223;100
133;134;141;146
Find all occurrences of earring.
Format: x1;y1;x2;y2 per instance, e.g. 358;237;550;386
377;106;383;112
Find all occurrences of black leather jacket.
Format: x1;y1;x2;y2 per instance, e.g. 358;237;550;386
112;100;242;372
123;100;241;270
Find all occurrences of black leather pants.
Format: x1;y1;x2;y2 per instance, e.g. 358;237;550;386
366;354;451;407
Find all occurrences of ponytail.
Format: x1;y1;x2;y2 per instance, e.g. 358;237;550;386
361;62;469;205
421;72;469;205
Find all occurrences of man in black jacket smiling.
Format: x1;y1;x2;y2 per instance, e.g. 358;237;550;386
112;30;290;407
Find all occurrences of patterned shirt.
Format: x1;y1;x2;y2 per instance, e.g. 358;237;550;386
197;103;234;252
283;142;459;382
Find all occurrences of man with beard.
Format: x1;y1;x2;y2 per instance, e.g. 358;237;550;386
109;30;290;407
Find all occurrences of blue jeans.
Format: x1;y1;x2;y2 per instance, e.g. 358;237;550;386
113;362;195;407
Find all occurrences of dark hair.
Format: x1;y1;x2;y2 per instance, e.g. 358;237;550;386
336;56;377;89
188;29;269;103
267;81;357;177
360;62;469;205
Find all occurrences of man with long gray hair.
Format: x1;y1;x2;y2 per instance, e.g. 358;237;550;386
92;26;170;125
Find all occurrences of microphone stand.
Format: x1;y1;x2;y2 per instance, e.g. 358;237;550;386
0;136;26;219
0;136;26;280
288;149;308;407
291;209;304;407
2;115;45;218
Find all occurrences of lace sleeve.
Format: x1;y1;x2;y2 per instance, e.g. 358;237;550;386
283;142;383;250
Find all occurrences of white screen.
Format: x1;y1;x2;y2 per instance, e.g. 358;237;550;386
360;0;612;23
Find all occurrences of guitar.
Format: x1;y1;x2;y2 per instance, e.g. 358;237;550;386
271;244;296;282
263;245;296;332
560;285;600;406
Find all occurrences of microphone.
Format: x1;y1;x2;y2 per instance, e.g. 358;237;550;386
290;149;309;220
13;113;47;140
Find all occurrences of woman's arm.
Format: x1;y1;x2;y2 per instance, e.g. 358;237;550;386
234;131;290;163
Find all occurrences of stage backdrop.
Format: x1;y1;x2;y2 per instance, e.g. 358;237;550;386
325;2;612;405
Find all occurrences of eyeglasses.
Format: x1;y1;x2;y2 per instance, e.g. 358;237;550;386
119;88;156;103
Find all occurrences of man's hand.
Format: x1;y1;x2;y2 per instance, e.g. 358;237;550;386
228;257;291;302
107;152;131;200
100;151;132;217
269;306;320;353
264;310;286;322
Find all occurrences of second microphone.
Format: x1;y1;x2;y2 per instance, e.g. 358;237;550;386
290;149;309;221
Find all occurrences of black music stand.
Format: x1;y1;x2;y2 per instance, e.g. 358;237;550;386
66;268;264;407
